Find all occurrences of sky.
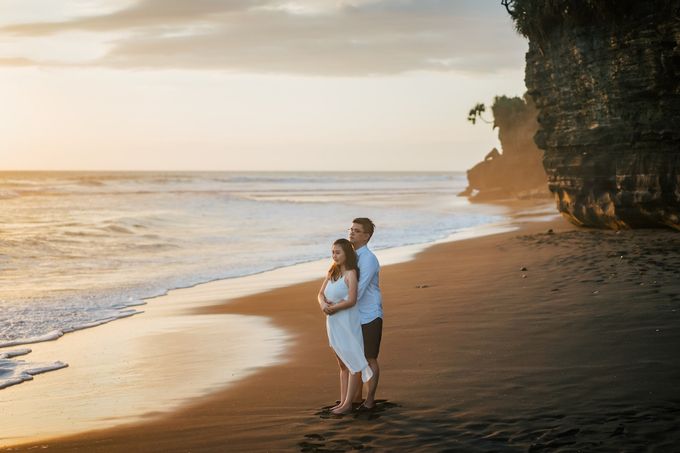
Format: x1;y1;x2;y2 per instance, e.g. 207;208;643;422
0;0;528;172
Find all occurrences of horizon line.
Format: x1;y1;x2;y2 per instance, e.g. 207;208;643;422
0;169;468;173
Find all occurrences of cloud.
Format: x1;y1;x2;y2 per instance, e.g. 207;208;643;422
0;56;36;66
0;0;261;35
0;0;526;75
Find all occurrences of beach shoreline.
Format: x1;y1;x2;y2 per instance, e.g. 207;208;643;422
0;200;546;448
5;200;680;451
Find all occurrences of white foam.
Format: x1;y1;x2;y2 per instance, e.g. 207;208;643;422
0;348;32;359
0;310;140;350
0;359;68;390
61;310;142;334
118;309;142;318
114;300;147;308
0;377;28;390
0;330;63;349
25;362;68;376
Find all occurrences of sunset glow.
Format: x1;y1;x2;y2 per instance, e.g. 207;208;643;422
0;0;528;171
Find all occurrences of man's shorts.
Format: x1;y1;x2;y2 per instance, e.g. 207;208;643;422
361;317;383;359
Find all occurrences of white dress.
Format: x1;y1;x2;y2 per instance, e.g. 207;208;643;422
324;275;374;383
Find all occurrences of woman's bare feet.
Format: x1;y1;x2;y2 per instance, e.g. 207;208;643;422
328;401;342;411
330;404;353;415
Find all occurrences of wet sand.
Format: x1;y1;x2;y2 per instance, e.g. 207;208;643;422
4;211;680;452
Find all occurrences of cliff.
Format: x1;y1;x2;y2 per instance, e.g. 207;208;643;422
461;95;550;201
505;1;680;229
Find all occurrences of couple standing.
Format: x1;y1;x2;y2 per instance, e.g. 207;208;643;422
317;217;382;415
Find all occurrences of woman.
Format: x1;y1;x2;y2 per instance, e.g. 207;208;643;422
317;238;373;415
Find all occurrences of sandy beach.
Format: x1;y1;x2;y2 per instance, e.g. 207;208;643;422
4;207;680;452
4;0;677;450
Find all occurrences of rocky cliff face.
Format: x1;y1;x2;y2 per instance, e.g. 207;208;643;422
518;2;680;229
462;96;550;201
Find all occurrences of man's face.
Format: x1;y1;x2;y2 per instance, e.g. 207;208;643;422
348;223;369;246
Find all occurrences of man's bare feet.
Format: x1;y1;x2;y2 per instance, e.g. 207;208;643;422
356;400;375;412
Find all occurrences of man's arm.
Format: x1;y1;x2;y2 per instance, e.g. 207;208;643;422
357;254;378;302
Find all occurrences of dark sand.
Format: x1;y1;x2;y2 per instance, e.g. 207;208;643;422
5;215;680;452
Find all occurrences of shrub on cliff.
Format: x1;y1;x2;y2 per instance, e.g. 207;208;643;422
501;0;677;42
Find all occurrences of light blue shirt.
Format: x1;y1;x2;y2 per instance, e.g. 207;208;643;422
355;245;383;324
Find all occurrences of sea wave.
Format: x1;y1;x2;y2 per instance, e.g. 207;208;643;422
0;190;20;199
0;307;143;350
101;224;135;235
0;170;505;393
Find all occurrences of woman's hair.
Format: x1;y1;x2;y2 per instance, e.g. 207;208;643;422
328;238;360;281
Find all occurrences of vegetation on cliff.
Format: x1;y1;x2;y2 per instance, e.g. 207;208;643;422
501;0;678;42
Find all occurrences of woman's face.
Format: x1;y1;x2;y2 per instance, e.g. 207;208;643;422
331;244;346;266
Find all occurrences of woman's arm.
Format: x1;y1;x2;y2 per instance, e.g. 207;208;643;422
326;270;357;314
318;276;331;313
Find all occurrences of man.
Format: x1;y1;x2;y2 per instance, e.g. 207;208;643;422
347;217;382;410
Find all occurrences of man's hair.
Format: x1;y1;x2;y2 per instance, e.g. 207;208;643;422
352;217;375;241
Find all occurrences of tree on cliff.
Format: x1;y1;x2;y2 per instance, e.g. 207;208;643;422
467;95;537;144
467;95;537;136
467;103;492;125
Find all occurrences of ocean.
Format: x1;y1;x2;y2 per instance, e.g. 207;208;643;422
0;171;508;390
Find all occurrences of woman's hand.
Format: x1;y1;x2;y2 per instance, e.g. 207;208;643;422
323;303;335;315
